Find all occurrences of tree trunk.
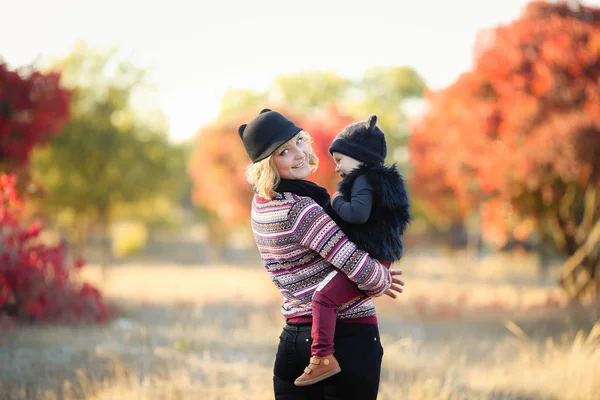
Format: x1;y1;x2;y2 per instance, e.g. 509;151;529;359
205;215;227;263
98;209;112;285
69;222;88;264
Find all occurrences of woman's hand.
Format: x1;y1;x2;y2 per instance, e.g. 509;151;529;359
383;269;404;299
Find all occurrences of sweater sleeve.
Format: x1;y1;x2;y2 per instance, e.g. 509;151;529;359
332;175;373;224
286;197;392;297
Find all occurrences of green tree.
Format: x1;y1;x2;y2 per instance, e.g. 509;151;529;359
217;88;267;119
270;70;352;111
351;66;426;166
31;42;185;268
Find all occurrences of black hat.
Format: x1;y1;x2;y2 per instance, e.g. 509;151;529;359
328;114;387;166
238;109;302;163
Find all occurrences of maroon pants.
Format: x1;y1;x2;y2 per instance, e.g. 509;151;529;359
311;261;391;357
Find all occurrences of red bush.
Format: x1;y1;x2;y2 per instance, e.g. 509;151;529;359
0;174;110;324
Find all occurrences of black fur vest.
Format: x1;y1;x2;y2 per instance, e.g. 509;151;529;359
331;164;411;262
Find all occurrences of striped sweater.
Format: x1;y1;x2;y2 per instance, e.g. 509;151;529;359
251;192;392;320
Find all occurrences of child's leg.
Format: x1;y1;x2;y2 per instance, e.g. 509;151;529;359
294;270;361;386
310;271;363;357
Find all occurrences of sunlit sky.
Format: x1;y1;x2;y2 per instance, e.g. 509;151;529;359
2;0;598;142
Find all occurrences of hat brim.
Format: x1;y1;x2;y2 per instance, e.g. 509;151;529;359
253;126;303;162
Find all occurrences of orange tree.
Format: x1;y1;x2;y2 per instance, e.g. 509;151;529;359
409;1;600;300
189;105;354;244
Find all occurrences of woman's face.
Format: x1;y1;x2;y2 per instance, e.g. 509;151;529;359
273;133;311;180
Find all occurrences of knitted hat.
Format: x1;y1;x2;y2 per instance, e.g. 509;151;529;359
238;109;302;163
329;114;387;166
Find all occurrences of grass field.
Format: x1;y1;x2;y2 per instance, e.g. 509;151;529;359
1;262;599;400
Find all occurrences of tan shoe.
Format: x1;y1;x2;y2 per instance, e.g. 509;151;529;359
294;354;341;386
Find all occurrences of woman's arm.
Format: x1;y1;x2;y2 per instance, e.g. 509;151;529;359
287;197;391;297
332;175;373;224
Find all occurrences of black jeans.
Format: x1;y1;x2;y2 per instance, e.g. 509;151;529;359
273;322;384;400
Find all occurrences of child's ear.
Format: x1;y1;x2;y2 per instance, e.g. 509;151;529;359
366;114;378;130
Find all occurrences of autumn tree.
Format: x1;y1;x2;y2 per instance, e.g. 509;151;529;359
409;1;600;301
0;61;70;167
295;105;356;192
0;61;110;324
0;60;70;193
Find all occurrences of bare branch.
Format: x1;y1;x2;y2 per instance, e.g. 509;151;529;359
559;185;577;222
560;218;600;280
575;185;598;244
548;216;567;251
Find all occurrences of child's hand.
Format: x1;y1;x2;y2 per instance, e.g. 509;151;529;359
330;191;342;204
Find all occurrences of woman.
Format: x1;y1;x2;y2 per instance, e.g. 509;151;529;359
239;109;404;399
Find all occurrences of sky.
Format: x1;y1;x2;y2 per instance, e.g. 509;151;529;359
2;0;598;142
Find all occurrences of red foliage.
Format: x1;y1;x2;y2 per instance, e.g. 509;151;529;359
189;105;354;228
294;105;356;192
0;174;110;324
409;1;600;245
0;62;70;166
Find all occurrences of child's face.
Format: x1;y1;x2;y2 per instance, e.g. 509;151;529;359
331;152;362;178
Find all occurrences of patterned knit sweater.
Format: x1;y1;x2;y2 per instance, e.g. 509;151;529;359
251;192;392;320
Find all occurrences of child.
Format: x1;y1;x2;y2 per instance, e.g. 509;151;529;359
294;114;411;387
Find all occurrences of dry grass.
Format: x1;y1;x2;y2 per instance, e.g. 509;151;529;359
7;317;598;400
466;322;600;400
80;263;567;313
80;264;281;305
2;263;599;400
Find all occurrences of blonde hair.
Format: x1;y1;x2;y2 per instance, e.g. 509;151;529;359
245;131;319;199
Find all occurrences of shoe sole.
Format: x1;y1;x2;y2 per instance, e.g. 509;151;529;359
294;367;342;387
